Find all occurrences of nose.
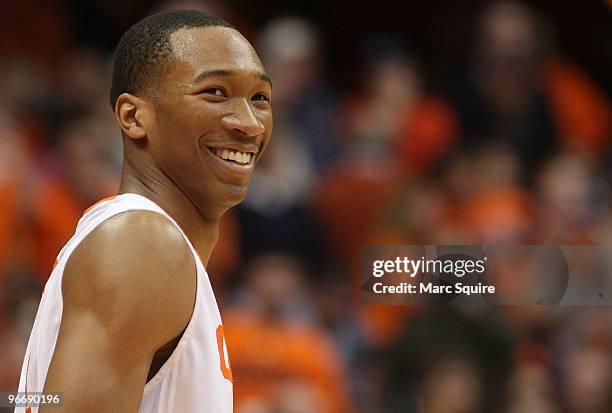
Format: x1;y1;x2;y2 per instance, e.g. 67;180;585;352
221;98;265;137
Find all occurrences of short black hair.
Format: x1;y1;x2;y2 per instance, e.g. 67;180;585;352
109;10;234;108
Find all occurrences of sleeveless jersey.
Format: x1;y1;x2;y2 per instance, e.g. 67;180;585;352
15;193;234;412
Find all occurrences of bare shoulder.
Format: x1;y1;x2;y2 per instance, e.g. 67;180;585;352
42;211;196;410
62;210;196;350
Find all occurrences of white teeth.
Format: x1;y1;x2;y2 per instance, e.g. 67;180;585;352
212;148;252;165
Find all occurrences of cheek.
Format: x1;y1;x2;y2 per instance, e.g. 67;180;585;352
149;116;197;172
155;104;216;147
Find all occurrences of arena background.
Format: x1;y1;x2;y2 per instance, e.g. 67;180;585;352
0;0;611;412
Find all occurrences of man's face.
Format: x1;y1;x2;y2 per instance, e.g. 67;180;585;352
147;26;273;216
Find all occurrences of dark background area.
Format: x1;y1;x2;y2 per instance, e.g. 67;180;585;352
49;0;612;95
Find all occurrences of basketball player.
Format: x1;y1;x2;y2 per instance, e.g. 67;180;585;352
15;10;272;412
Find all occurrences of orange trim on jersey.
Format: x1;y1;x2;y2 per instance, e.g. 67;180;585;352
82;195;118;217
216;325;234;381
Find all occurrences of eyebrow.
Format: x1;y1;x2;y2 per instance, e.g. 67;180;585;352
191;69;272;86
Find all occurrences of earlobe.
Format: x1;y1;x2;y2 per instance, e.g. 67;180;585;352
115;93;149;140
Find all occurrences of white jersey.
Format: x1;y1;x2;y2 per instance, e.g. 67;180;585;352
15;193;234;412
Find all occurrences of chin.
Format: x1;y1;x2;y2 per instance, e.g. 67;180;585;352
219;183;248;207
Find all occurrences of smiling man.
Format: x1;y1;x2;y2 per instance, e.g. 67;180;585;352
15;10;272;413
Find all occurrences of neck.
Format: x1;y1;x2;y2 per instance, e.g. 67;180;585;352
118;159;220;265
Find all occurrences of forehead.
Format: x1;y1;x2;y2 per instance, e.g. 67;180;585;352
168;26;264;78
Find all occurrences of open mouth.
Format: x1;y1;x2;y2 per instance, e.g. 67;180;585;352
207;147;255;166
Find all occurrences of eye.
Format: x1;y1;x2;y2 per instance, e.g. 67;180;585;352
252;93;270;103
203;87;226;97
197;87;227;102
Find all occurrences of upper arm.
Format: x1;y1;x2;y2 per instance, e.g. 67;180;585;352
40;211;195;412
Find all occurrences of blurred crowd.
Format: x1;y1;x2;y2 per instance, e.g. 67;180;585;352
0;1;611;412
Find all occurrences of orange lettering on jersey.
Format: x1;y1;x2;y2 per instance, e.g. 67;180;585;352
216;325;233;381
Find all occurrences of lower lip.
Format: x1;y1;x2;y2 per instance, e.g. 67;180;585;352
205;146;254;179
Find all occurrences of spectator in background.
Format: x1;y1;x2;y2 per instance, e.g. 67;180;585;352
314;36;415;272
383;309;513;413
440;1;611;182
455;145;532;243
341;36;421;162
506;359;560;413
257;16;340;171
340;34;457;177
367;143;531;249
0;110;36;399
0;110;31;279
561;344;612;413
534;152;604;243
224;253;352;413
442;1;557;179
25;112;120;283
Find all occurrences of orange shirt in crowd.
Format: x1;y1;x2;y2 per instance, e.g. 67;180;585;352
544;60;612;157
27;174;117;285
223;309;352;413
398;96;458;175
460;189;533;243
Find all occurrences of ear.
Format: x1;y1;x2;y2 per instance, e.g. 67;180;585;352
114;93;152;140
